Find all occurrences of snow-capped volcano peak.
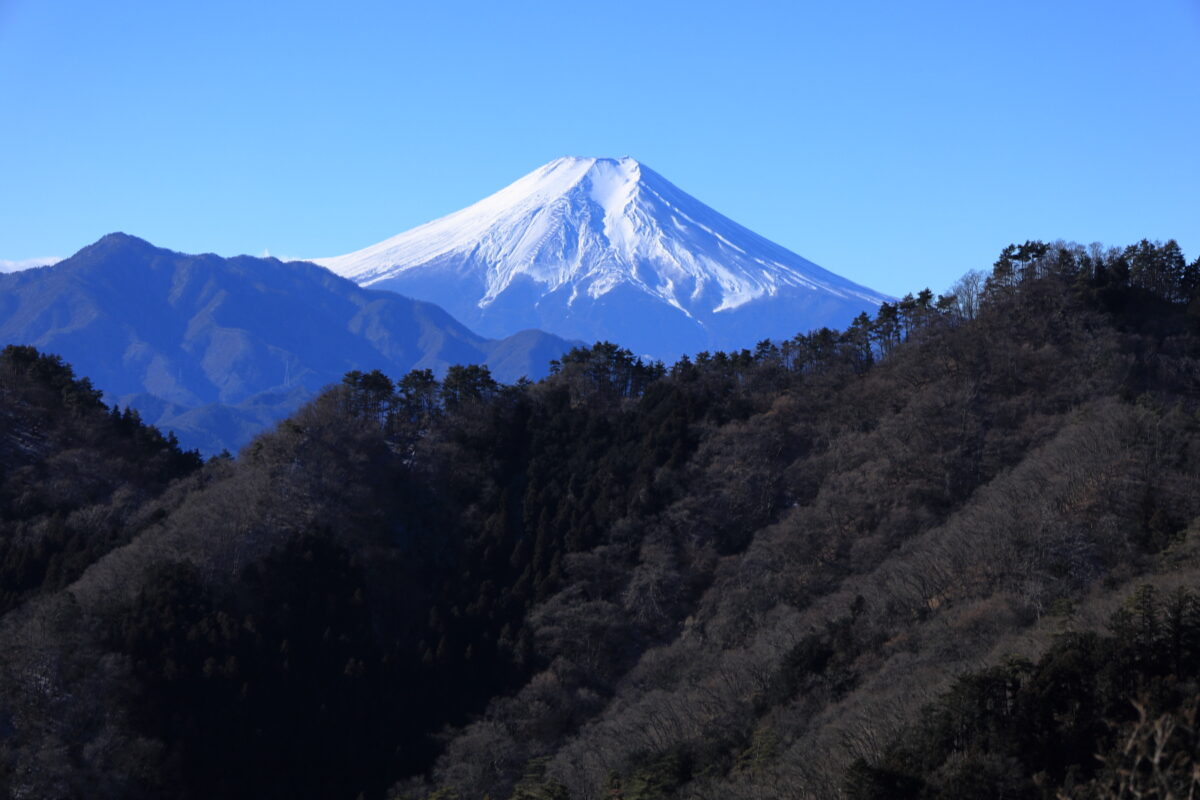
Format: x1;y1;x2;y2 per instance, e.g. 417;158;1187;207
321;156;631;284
314;157;887;359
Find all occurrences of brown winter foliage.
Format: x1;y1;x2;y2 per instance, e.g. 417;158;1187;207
0;239;1198;799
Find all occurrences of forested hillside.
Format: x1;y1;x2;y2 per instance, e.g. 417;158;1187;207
0;346;201;615
0;239;1198;799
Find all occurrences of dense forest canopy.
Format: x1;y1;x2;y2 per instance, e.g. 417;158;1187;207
0;238;1198;799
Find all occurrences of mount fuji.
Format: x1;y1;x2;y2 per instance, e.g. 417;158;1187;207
315;157;888;360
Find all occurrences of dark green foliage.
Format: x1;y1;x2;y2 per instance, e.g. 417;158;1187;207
440;363;498;410
548;341;665;405
112;535;410;799
764;601;867;709
509;757;572;800
342;368;396;420
606;747;695;800
844;759;926;800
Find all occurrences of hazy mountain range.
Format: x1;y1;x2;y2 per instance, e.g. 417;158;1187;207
0;233;575;454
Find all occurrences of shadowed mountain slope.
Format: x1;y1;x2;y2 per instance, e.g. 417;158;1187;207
1;239;1198;800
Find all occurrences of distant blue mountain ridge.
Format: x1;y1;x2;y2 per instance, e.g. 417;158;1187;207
0;233;578;455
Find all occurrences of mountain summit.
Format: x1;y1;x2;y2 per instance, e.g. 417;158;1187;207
316;157;888;359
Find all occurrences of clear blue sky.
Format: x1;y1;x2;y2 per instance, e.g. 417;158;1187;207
1;0;1197;295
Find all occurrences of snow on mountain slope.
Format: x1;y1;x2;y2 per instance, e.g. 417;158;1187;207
315;157;888;359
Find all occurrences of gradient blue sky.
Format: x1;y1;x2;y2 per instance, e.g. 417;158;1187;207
1;0;1197;295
